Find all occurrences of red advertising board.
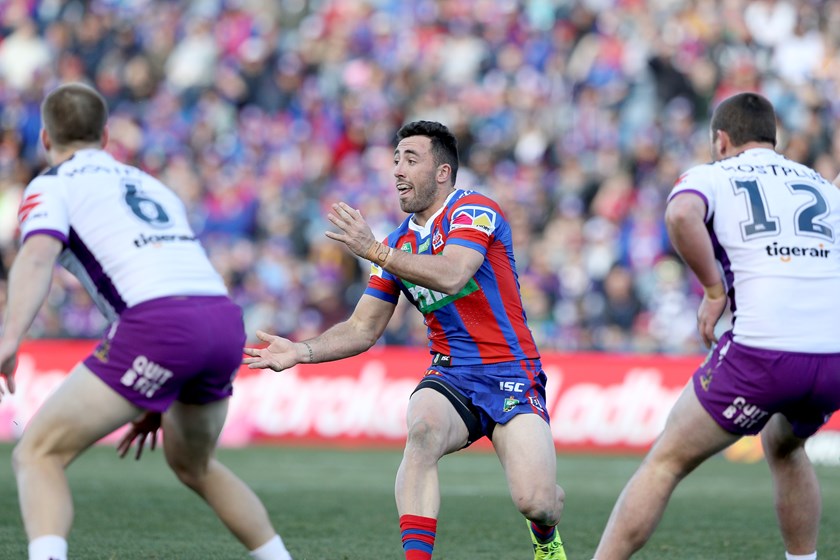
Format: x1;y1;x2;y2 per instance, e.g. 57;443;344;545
3;340;840;459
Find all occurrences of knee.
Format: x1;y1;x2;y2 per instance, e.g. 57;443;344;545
516;485;565;526
12;436;67;475
645;449;698;482
11;441;28;475
404;418;447;461
764;440;808;468
761;430;804;463
166;454;210;491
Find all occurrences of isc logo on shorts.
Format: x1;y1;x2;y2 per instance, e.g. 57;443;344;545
498;381;524;392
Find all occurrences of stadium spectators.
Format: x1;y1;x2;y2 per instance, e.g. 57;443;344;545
1;0;838;354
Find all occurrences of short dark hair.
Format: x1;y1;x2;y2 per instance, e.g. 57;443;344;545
41;82;108;148
710;92;776;148
397;120;459;184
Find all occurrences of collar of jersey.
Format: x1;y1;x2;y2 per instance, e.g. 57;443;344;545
408;189;459;237
741;147;778;158
72;148;108;160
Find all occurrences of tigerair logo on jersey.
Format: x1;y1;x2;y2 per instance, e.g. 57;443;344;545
133;232;198;248
765;241;830;261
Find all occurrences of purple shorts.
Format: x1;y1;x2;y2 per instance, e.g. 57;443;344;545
693;331;840;437
84;295;245;412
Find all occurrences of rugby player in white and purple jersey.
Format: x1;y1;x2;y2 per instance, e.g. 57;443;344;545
0;83;292;560
595;93;840;560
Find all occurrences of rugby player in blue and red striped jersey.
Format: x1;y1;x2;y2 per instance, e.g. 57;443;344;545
245;121;566;560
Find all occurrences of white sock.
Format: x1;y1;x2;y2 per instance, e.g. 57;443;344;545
28;535;67;560
249;534;292;560
786;552;817;560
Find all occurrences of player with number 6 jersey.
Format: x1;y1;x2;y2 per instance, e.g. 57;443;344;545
1;83;292;560
18;150;227;320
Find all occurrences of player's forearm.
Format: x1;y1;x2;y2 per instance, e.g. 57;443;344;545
372;244;471;295
665;201;723;294
2;249;55;344
298;318;379;364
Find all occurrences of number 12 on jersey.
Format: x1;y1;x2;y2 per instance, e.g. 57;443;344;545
733;179;833;241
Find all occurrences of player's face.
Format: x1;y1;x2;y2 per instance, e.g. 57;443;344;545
393;136;440;214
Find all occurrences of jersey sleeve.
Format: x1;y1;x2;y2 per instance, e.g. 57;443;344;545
18;175;70;244
444;194;499;256
667;164;716;222
363;239;400;304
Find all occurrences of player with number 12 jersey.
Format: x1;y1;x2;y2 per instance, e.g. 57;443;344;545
669;148;840;353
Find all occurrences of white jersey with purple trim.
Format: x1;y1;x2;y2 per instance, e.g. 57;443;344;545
669;147;840;352
18;149;227;322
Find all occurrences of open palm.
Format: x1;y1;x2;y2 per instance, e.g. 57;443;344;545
242;330;299;372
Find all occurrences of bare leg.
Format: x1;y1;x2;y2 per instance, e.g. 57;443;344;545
394;388;469;517
493;414;564;526
12;364;141;539
162;399;276;551
594;383;739;560
761;414;820;555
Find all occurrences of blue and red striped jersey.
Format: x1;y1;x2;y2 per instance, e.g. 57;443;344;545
365;189;540;365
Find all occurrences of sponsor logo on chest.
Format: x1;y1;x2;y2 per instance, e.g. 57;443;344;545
765;241;829;261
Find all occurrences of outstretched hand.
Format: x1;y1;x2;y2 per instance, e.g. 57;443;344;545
117;411;162;461
325;202;376;258
242;330;301;372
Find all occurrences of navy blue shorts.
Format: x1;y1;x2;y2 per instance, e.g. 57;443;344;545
413;359;550;447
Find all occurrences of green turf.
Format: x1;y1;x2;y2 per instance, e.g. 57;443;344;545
0;443;838;559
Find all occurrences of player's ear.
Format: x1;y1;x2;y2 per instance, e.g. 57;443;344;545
436;163;451;184
712;129;732;159
101;126;110;149
40;128;51;152
717;130;733;155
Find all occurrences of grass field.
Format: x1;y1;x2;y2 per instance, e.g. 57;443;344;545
0;443;838;559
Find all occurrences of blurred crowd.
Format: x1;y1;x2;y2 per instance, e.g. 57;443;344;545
1;0;839;354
